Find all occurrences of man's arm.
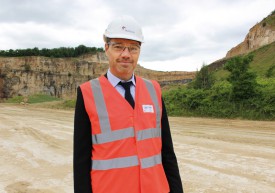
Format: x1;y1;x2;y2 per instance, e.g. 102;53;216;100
73;87;92;193
161;98;184;193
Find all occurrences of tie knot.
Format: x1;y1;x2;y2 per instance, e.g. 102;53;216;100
119;81;132;90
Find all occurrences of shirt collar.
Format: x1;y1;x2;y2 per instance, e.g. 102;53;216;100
107;69;136;87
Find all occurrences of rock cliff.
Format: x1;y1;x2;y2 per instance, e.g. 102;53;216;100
226;12;275;58
207;12;275;71
0;53;195;99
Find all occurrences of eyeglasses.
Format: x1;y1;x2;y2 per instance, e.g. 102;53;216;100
107;42;140;54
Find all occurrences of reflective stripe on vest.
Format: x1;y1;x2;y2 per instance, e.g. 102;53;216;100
143;79;161;130
92;153;162;170
90;77;162;170
92;127;135;144
90;79;111;133
137;127;161;141
92;155;139;170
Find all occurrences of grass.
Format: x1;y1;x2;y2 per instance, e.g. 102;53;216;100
262;11;275;28
249;42;275;77
5;97;75;110
58;99;76;109
23;100;75;110
4;94;61;104
212;42;275;80
4;93;76;110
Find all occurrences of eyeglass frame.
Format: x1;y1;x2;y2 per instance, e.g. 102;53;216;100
107;42;141;54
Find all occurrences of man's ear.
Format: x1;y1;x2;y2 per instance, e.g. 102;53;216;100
104;44;109;58
104;43;109;52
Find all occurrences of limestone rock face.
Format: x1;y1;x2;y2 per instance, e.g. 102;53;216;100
0;52;195;99
226;14;275;58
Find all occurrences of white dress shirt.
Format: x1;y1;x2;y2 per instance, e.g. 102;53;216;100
107;69;136;100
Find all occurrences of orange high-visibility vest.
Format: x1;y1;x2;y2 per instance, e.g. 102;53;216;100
80;75;170;193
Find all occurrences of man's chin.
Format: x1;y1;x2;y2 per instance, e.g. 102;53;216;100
118;64;133;71
118;67;134;75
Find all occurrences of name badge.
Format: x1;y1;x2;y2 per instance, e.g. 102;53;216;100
142;105;154;113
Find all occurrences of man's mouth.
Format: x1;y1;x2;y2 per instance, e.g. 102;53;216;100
118;60;132;63
117;61;133;66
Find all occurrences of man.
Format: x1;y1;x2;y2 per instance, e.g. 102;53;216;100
74;15;183;193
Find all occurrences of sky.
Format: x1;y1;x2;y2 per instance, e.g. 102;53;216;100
0;0;274;72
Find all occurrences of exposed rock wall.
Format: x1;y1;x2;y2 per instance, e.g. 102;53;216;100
134;65;195;85
0;53;195;99
226;15;275;58
0;53;109;99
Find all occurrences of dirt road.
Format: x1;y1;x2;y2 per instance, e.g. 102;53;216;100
0;103;274;193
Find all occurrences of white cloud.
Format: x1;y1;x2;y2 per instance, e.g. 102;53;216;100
0;0;274;71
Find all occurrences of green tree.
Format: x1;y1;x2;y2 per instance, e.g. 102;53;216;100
224;55;258;101
191;64;214;89
265;64;275;78
0;45;104;58
75;45;88;56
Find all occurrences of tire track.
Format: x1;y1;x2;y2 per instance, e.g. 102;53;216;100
19;127;70;153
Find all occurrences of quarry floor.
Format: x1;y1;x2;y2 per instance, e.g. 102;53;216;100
0;103;275;193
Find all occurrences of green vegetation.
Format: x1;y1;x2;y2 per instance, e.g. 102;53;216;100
36;99;76;109
265;65;275;78
59;99;76;109
163;54;275;120
224;55;258;101
4;94;76;110
262;9;275;27
189;64;214;89
5;94;61;104
261;10;275;29
0;45;104;58
249;42;275;77
24;64;31;72
214;41;275;80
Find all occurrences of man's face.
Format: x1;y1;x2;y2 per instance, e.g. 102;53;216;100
105;38;141;81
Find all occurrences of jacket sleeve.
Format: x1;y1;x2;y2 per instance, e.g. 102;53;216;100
73;87;93;193
161;98;184;193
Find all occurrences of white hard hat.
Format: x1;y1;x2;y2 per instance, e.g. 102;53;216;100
104;15;144;43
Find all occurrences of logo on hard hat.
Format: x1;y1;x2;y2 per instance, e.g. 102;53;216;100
121;26;135;34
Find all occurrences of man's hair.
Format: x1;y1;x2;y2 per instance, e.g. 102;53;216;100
105;37;111;44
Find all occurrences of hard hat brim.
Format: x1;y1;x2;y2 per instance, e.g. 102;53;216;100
104;33;144;43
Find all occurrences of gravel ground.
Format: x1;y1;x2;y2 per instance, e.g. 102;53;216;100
0;103;274;193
